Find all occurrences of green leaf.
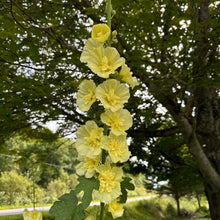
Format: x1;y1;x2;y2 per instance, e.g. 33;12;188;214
75;176;100;209
119;177;135;203
49;190;78;220
72;204;87;220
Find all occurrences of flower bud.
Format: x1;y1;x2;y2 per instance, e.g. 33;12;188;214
112;30;117;37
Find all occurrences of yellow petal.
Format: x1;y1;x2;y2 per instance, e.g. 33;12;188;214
76;121;104;158
94;163;123;204
86;47;125;78
85;216;95;220
103;133;131;163
108;199;124;218
101;109;133;136
23;210;42;220
96;79;130;112
76;155;100;178
92;23;111;43
119;64;139;89
77;79;96;112
80;38;103;63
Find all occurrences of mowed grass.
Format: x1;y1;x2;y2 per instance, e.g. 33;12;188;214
88;195;210;220
0;195;210;220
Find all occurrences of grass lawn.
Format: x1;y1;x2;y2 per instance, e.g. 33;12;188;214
0;195;211;220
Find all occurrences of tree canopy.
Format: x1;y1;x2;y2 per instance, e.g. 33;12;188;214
0;0;219;219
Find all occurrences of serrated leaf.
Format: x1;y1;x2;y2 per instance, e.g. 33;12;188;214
49;190;78;220
72;203;86;220
119;177;135;203
75;176;100;209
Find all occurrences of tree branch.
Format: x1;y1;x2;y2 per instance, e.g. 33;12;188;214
12;1;79;53
129;126;181;138
188;132;220;192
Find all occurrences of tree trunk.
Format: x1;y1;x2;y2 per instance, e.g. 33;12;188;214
174;193;181;217
205;184;220;220
196;193;201;208
145;1;220;219
187;123;220;220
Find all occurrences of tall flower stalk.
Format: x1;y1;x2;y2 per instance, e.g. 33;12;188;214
49;0;138;219
75;0;139;219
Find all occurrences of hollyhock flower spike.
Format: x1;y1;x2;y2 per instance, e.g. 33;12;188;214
54;2;136;219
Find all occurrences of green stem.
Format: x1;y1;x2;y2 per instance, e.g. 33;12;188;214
99;202;105;220
99;129;108;219
106;0;112;46
99;2;112;219
32;167;36;209
101;149;107;164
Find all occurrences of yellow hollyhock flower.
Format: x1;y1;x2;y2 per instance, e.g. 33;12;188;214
86;46;125;78
23;209;42;220
92;23;111;43
101;109;133;136
76;121;104;158
94;163;123;204
108;199;124;219
103;133;131;163
76;154;100;178
85;216;95;220
119;64;139;89
77;79;96;112
80;38;103;63
96;79;130;112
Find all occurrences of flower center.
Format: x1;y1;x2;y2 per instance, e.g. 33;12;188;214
110;117;123;130
84;91;95;102
105;90;119;106
85;157;98;169
31;212;38;219
97;32;103;37
100;56;111;72
109;140;122;157
85;130;102;149
99;171;116;193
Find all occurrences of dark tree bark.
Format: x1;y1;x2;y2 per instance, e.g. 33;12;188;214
196;193;201;208
174;193;181;217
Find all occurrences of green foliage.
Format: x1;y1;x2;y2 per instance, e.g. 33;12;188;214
49;190;79;220
49;190;85;220
120;177;135;203
0;171;31;205
75;176;100;209
0;169;45;206
47;179;68;202
46;170;78;203
0;136;77;188
49;176;99;220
